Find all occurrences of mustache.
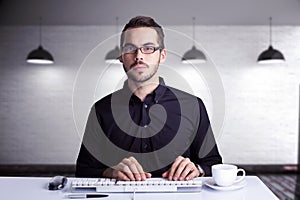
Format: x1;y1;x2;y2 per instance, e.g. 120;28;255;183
130;61;148;69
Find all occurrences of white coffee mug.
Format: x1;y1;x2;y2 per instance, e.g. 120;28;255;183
212;164;246;187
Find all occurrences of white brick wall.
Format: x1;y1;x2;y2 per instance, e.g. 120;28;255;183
0;25;299;165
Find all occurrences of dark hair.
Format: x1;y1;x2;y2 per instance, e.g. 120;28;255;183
120;16;165;49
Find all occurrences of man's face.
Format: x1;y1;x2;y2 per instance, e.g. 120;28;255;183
119;27;166;83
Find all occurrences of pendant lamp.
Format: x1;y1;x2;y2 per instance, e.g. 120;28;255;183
182;17;206;64
257;17;285;64
105;17;121;64
27;17;54;64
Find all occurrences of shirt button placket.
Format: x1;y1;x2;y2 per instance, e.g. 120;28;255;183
143;143;148;150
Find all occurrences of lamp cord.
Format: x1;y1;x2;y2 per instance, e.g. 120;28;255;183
269;17;272;46
39;17;42;46
116;16;119;47
192;17;196;46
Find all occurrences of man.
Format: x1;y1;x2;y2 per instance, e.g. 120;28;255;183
76;16;222;181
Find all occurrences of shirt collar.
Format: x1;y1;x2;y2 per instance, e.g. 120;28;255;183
122;77;167;103
154;77;167;103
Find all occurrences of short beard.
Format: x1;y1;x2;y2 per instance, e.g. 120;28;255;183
123;61;159;83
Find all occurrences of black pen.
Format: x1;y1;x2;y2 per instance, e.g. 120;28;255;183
66;193;109;199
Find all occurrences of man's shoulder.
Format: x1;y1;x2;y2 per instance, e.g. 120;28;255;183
165;86;203;102
94;89;124;107
164;86;208;111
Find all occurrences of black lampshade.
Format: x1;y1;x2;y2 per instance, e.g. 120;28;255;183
182;45;206;64
105;17;121;64
105;46;120;64
26;45;54;64
182;17;206;64
257;17;285;64
257;45;285;64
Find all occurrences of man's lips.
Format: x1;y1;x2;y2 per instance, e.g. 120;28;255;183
133;64;146;69
130;63;147;70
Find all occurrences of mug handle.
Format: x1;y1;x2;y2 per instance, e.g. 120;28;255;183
234;168;246;184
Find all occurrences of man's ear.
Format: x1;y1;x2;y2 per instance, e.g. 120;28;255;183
118;54;123;63
160;49;167;63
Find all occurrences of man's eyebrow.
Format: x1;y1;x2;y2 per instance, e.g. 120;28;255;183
123;43;135;47
143;42;156;46
123;42;156;47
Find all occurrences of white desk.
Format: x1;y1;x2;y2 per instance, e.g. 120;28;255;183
0;176;278;200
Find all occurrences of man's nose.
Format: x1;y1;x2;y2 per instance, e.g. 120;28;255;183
134;48;144;61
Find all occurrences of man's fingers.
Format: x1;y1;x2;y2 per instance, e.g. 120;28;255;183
130;157;147;180
178;162;197;180
115;156;199;181
112;157;150;181
123;157;146;181
113;170;130;181
118;162;136;181
167;156;184;180
162;171;168;178
167;156;201;181
173;157;191;180
185;168;200;181
145;172;152;178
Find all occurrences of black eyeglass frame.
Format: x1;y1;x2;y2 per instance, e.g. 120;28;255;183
121;46;162;55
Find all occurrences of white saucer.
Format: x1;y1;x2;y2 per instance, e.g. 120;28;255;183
204;178;247;191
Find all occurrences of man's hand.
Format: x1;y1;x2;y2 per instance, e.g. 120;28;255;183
162;156;202;181
102;156;151;181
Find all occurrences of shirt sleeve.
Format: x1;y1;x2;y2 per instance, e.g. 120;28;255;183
75;144;108;177
190;99;222;176
75;105;109;178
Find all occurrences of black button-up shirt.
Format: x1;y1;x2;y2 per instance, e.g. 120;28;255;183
76;78;222;177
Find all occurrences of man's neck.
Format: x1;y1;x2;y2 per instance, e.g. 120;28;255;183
128;76;159;102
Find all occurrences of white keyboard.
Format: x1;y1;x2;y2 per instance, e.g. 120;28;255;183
71;178;202;193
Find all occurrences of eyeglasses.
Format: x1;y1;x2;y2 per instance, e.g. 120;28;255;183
122;45;161;54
